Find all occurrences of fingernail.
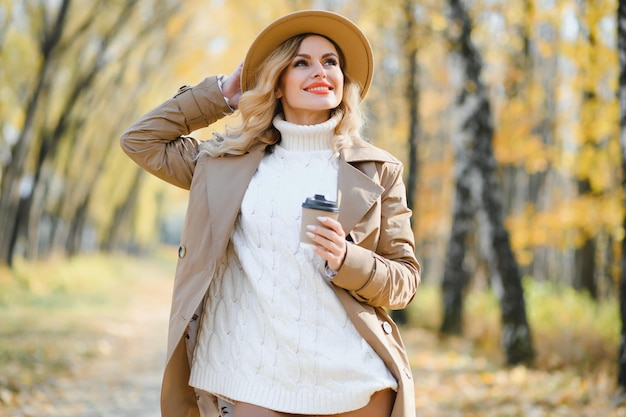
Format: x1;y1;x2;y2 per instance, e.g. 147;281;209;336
306;232;315;238
307;225;316;231
317;216;327;222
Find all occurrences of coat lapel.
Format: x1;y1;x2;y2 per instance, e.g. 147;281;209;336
337;158;384;235
204;147;265;254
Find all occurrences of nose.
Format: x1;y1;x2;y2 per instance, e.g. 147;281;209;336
312;61;327;78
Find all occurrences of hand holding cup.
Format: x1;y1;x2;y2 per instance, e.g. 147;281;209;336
300;195;346;271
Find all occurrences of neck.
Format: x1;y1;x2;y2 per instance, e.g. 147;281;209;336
282;110;332;126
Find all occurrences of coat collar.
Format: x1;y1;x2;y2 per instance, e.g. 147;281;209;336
338;142;397;232
340;141;398;164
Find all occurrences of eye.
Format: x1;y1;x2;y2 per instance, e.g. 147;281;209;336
324;57;339;66
293;58;308;67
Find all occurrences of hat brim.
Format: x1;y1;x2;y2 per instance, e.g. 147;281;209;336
241;10;374;100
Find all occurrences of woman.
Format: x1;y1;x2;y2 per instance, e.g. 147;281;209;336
120;9;420;417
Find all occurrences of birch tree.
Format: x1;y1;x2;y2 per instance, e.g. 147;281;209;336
441;0;535;365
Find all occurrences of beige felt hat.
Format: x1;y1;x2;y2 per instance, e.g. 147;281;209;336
241;10;374;100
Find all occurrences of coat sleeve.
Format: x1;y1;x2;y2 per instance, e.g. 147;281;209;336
331;162;421;310
119;76;233;190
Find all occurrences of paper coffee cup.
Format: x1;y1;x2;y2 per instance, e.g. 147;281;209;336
300;194;340;244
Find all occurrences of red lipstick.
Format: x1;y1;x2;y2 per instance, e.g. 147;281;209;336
304;82;333;94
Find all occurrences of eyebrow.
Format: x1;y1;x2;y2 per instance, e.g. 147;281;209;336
294;52;339;60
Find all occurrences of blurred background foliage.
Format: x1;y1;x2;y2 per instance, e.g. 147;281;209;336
0;0;621;318
1;0;620;288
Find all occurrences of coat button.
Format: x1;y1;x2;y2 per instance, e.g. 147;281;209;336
382;321;393;334
174;85;191;97
178;245;187;258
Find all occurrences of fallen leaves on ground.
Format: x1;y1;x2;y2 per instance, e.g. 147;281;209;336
406;328;624;417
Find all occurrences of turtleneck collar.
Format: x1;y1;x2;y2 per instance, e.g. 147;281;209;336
272;113;340;152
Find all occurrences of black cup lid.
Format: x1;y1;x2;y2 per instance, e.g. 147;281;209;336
302;194;340;212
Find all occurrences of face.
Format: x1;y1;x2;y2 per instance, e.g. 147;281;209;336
276;35;344;125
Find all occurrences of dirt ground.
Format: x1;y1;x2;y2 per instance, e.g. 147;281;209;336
0;271;170;417
2;265;626;417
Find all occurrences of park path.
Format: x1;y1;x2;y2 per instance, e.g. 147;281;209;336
2;269;171;417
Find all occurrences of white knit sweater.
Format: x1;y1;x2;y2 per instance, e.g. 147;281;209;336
189;115;397;414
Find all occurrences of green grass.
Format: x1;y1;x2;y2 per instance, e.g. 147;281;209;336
0;249;176;393
1;255;124;308
406;279;620;373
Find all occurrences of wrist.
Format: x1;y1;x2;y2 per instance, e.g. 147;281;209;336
217;74;234;111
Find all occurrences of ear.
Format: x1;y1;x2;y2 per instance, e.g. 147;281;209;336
275;88;283;99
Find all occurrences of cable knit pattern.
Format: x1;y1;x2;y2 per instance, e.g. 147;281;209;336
189;114;397;414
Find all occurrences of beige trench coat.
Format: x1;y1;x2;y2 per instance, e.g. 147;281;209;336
120;76;421;417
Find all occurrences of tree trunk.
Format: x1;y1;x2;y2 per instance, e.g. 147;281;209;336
573;0;600;298
573;221;597;298
392;0;420;325
403;0;420;213
480;159;535;365
0;0;71;266
440;167;475;334
445;0;534;365
101;169;143;253
616;0;626;398
20;0;138;260
66;198;89;256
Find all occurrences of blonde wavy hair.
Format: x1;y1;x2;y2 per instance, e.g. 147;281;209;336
198;34;366;158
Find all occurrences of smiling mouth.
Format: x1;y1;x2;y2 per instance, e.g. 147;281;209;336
305;86;333;93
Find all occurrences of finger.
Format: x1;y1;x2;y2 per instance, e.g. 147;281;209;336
306;224;338;245
316;216;344;235
306;225;346;267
